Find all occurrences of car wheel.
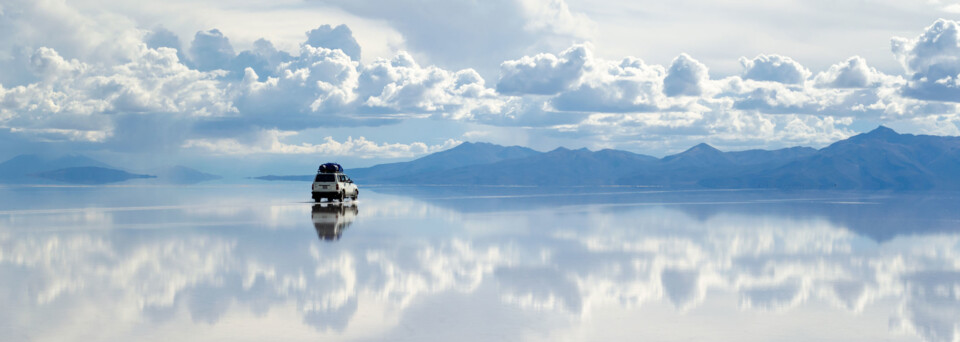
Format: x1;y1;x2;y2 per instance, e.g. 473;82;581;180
337;191;345;202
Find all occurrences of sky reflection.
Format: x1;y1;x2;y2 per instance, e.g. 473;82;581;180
0;184;957;341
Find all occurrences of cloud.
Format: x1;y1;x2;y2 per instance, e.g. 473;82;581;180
496;44;590;95
663;53;710;97
305;24;362;61
235;46;505;128
29;46;86;79
227;38;294;81
357;52;503;119
813;56;887;88
146;27;295;82
0;0;145;71
314;0;594;80
3;1;960;161
490;44;947;150
1;19;504;154
235;45;360;123
144;27;190;66
548;108;856;152
892;19;960;102
549;55;667;113
1;45;232;144
183;129;461;158
147;24;357;83
739;54;811;84
721;74;956;120
496;44;691;115
188;29;236;72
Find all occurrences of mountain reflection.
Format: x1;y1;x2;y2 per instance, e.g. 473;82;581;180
312;202;359;241
374;187;960;242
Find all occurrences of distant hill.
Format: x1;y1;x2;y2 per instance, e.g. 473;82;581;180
725;146;818;165
0;154;219;185
254;126;960;190
348;142;540;182
404;147;658;185
701;126;960;189
0;154;110;183
34;167;155;185
255;142;541;183
618;144;818;187
401;142;815;187
152;166;221;184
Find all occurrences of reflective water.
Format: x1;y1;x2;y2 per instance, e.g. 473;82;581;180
2;184;959;341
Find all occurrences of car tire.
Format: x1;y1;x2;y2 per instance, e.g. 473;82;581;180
337;191;345;202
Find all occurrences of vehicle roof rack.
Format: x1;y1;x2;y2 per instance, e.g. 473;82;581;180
318;163;343;173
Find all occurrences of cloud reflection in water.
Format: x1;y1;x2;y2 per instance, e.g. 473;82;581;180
0;186;957;341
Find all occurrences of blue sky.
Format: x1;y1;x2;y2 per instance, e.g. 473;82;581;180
2;0;960;175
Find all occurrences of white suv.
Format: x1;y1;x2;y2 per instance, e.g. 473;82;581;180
312;163;358;202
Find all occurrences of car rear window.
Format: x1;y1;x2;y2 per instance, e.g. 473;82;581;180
314;174;336;182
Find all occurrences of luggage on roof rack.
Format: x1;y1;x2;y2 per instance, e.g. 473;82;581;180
318;163;343;173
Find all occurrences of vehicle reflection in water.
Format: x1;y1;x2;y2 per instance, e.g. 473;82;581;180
311;202;359;241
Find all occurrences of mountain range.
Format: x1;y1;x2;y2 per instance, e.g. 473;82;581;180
293;126;958;190
0;155;220;185
6;126;957;189
252;142;540;182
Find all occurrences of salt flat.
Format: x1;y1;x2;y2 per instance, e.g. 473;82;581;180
1;183;958;342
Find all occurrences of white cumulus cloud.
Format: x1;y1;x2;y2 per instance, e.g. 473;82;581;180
550;55;668;113
663;53;710;97
892;18;960;102
1;45;232;143
814;56;889;88
496;44;591;95
739;54;812;84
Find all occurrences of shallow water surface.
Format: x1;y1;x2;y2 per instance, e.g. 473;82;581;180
1;184;959;341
